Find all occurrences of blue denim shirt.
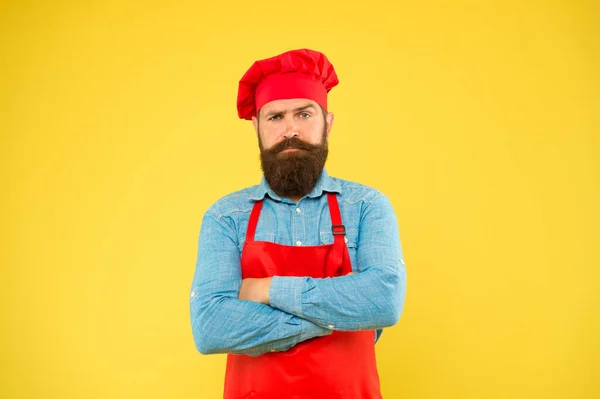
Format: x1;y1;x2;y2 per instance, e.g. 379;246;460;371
190;169;406;356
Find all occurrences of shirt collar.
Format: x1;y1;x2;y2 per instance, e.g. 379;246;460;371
249;168;342;202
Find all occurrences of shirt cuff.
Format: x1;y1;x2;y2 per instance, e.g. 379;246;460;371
299;318;332;341
270;276;305;316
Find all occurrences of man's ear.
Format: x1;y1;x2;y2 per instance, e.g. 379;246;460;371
325;112;334;140
251;116;259;137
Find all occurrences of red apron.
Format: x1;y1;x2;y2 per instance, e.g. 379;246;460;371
224;193;382;399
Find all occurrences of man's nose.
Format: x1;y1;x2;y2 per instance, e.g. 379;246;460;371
284;131;299;139
283;117;299;139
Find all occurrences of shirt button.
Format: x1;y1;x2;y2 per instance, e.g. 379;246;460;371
327;324;334;329
296;240;302;246
296;208;302;213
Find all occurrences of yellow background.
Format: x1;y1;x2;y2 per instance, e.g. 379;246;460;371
2;0;599;398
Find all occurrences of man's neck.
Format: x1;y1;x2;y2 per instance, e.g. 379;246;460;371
284;196;301;204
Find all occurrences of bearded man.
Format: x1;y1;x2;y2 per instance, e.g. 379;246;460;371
190;49;407;399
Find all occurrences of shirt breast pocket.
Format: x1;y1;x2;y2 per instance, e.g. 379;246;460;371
254;232;276;243
319;228;359;269
239;232;275;252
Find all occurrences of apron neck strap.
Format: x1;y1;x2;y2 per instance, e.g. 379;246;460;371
327;193;346;240
327;193;347;274
246;200;263;243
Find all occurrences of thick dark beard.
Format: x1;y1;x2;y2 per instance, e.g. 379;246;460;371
259;128;328;199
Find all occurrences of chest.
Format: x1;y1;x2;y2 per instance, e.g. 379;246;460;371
234;198;362;267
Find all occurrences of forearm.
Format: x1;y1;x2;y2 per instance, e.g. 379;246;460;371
191;294;332;356
269;265;406;331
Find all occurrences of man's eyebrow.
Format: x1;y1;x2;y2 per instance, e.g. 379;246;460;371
264;104;316;118
293;104;316;112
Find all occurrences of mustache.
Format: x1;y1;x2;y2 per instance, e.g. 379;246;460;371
267;137;323;154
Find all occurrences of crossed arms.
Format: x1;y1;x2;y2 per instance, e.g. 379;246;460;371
189;194;406;356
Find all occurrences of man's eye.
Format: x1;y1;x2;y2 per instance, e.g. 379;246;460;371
268;115;282;121
299;112;310;118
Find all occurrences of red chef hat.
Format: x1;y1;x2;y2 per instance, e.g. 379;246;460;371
237;48;339;120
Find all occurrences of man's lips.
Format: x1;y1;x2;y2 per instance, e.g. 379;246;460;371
280;148;300;153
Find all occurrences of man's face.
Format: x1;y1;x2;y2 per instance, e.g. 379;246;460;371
252;98;334;150
252;99;335;199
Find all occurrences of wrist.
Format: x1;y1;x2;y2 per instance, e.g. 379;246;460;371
263;277;272;304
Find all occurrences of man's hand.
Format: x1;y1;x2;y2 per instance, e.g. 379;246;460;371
239;277;272;305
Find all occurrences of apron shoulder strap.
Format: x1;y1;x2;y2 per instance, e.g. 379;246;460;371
327;193;345;238
246;200;263;243
326;193;350;273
